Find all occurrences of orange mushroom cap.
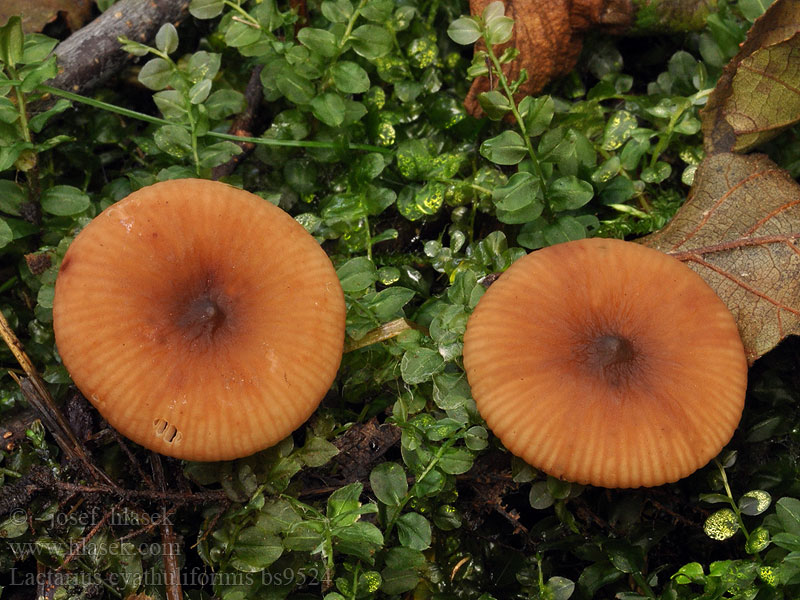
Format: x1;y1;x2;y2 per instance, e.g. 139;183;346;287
462;238;747;488
53;179;346;461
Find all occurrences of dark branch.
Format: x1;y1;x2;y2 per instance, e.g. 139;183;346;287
211;65;264;180
48;0;190;96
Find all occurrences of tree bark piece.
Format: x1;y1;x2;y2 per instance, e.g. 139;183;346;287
48;0;190;95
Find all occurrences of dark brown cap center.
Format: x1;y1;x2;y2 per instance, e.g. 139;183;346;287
591;334;634;367
177;294;227;340
583;333;637;386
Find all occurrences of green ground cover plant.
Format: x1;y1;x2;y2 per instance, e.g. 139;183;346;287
0;0;799;598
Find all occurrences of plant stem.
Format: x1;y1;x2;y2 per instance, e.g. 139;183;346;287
41;85;169;126
434;177;492;196
10;70;31;144
349;562;360;600
383;432;460;540
39;85;393;154
342;0;368;45
482;36;547;191
185;105;201;175
632;571;657;599
320;0;367;93
716;460;750;540
535;553;545;593
364;216;372;260
0;276;18;293
224;0;261;27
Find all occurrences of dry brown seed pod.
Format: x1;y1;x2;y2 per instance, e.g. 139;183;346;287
463;238;748;488
53;179;346;461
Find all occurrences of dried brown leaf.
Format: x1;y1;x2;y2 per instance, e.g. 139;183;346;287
642;152;800;364
701;0;800;153
465;0;719;117
0;0;91;33
465;0;633;117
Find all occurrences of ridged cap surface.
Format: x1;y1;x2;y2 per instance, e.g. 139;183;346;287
54;179;346;461
463;238;747;488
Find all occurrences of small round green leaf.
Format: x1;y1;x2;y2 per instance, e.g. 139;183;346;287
672;562;704;585
447;17;481;45
605;540;644;574
401;347;445;385
337;256;378;292
321;0;354;22
224;20;262;48
482;1;505;21
519;95;554;136
464;426;488;451
739;490;772;516
546;576;575;600
187;51;221;82
745;526;770;554
138;58;172;91
198;141;242;168
704;508;740;541
641;161;672;184
485;16;513;46
548;176;594;211
0;219;12;249
205;89;245;119
0;180;24;215
361;0;394;22
297;27;338;58
37;284;55;309
332;61;370;94
396;512;431;550
0;16;23;68
480;130;527;165
155;23;179;54
231;527;283;572
277;69;316;105
492;171;540;212
529;481;555;509
478;90;512;120
154;125;192;158
351;25;392;60
188;79;212;104
189;0;224;19
41;185;90;216
438;447;473;475
311;93;346;127
370;462;408;506
602;110;637;150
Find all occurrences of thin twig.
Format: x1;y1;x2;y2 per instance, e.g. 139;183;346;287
55;481;227;504
0;309;117;489
211;65;264;180
110;428;154;489
151;454;183;600
344;318;426;353
56;503;117;570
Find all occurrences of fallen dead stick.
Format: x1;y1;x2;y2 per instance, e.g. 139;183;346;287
47;0;190;97
0;309;117;489
58;481;229;504
151;454;183;600
344;318;428;353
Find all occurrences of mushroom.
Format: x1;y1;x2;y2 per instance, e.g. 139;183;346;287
462;238;747;488
53;179;346;461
